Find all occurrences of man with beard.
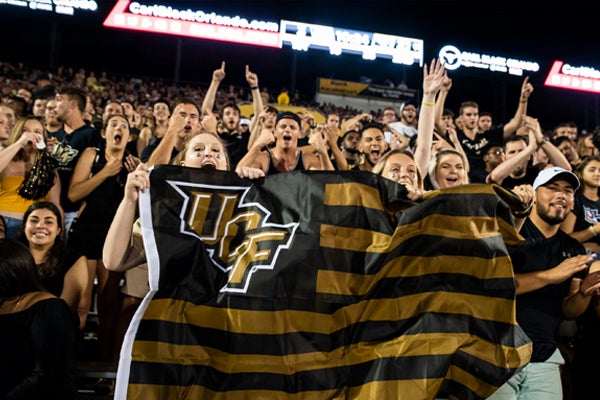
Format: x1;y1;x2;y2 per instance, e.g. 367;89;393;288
389;100;418;140
146;98;202;167
235;111;333;178
340;130;360;170
202;61;264;170
357;122;388;172
487;167;600;399
50;86;102;234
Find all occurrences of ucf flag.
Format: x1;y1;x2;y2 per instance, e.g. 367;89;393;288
115;165;532;400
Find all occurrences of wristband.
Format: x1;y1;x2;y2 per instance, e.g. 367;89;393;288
250;86;259;90
421;101;435;107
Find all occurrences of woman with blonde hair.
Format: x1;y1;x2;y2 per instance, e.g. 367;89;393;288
0;116;61;238
426;148;470;190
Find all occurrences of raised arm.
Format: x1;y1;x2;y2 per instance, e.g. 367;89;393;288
248;108;269;150
246;65;264;124
323;124;348;170
433;75;452;136
235;129;272;173
528;116;571;170
414;58;446;177
0;130;43;173
201;61;226;116
340;113;371;135
306;131;335;171
487;127;536;184
103;163;149;272
502;76;534;137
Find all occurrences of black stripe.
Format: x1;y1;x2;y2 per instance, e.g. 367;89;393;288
134;312;528;354
129;353;519;391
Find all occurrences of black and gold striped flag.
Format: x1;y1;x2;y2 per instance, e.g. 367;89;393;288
116;165;531;400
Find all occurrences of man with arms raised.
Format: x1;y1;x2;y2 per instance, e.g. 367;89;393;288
236;111;333;178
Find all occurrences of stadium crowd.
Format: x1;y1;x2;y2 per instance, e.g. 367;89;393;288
1;57;600;400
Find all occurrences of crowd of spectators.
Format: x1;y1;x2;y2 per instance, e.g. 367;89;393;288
1;57;600;399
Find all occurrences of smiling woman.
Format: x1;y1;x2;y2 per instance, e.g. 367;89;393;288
18;202;88;330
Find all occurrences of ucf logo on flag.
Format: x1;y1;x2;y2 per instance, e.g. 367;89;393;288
116;165;532;400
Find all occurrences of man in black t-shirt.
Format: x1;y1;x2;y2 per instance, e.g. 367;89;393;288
49;87;101;234
488;167;600;399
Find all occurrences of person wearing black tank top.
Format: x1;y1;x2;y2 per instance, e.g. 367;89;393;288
236;111;334;178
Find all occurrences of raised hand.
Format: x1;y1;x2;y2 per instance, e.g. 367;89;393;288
245;65;258;87
422;58;446;96
213;61;226;82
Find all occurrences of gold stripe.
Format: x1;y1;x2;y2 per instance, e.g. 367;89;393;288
320;225;392;253
446;365;499;398
316;255;514;295
143;293;517;335
320;214;513;252
323;182;384;210
131;332;530;372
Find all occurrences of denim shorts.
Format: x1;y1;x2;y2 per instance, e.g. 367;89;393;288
2;216;23;239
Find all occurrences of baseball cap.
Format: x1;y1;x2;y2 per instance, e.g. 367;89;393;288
400;100;418;112
532;166;579;190
240;118;252;126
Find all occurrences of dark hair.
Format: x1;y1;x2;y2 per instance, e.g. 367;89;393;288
575;155;600;191
551;136;572;147
442;108;455;118
358;121;385;138
593;125;600;150
57;87;87;113
0;238;45;299
18;201;66;280
8;95;28;117
222;102;241;116
265;105;278;115
503;134;528;148
172;97;200;116
152;98;171;112
104;113;131;132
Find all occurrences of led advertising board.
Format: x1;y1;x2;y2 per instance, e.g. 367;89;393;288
279;20;423;66
544;60;600;94
103;0;281;47
0;0;98;15
102;1;424;65
438;44;539;76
